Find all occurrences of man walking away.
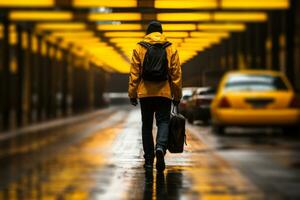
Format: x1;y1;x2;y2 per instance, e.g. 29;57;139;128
128;21;182;173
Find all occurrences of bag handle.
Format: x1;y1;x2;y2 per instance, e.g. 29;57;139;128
171;104;179;114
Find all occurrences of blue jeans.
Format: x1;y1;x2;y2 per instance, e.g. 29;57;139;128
140;97;171;160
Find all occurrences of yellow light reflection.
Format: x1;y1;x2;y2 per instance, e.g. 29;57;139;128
9;32;17;45
197;23;246;31
97;24;142;31
213;12;267;22
9;11;73;21
163;24;197;31
89;13;141;21
157;13;211;21
222;0;289;9
0;25;16;39
74;0;137;8
155;0;217;9
0;0;54;7
36;23;86;30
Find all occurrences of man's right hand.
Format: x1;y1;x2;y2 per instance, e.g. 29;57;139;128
130;98;138;106
173;100;180;106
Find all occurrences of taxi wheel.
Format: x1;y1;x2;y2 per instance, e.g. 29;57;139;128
213;125;225;135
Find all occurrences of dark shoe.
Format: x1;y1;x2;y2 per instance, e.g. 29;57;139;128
156;149;165;172
144;159;153;172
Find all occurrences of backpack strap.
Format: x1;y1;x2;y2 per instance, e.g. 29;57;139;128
162;42;172;49
138;41;172;49
138;41;152;49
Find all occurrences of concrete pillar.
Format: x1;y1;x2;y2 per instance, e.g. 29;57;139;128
285;0;296;87
61;49;68;116
16;24;25;127
1;13;11;130
45;41;52;119
36;34;43;121
270;11;280;71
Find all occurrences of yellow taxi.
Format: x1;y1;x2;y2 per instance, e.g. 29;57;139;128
211;70;300;134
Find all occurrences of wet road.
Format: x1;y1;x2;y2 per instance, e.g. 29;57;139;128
0;106;300;200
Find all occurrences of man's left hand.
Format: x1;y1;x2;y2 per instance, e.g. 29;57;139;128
130;98;138;106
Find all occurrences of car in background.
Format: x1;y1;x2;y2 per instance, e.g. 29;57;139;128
179;87;197;116
211;70;300;134
185;87;216;124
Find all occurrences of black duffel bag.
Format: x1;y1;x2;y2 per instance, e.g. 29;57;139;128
168;105;187;153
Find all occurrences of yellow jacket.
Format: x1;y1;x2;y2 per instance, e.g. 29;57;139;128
128;32;182;101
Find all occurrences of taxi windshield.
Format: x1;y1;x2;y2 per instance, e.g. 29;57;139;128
225;74;288;91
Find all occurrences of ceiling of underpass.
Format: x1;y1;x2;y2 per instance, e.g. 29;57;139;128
0;0;291;74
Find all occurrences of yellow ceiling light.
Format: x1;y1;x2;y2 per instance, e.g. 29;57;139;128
51;31;95;38
178;47;205;52
180;43;211;48
168;38;184;44
89;13;141;21
58;40;71;50
36;23;86;30
56;35;98;40
184;37;221;43
104;32;145;37
9;11;73;21
68;39;102;46
109;38;142;43
116;43;136;47
81;43;108;48
213;12;267;22
157;13;211;21
85;46;131;73
73;0;137;8
117;45;136;50
163;24;197;31
221;0;289;9
97;24;142;31
0;0;54;7
179;52;198;62
155;0;217;9
197;23;246;31
190;31;229;38
164;32;189;38
64;38;101;43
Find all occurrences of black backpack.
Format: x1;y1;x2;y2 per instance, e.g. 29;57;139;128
168;106;187;153
138;41;172;82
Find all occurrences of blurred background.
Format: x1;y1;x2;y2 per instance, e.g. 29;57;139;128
0;0;299;128
0;0;300;200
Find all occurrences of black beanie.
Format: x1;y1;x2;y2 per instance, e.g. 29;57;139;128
146;21;163;35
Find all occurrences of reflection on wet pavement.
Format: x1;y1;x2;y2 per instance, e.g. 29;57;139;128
1;107;299;199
